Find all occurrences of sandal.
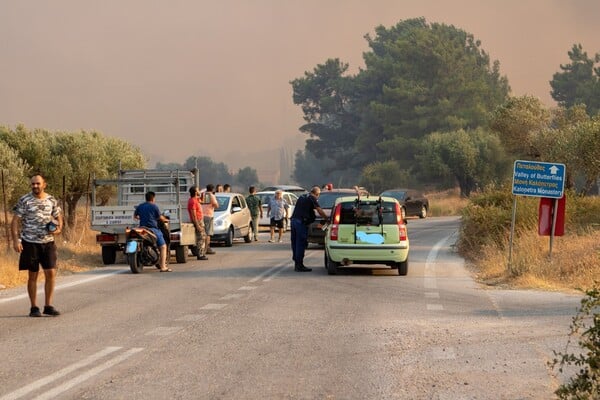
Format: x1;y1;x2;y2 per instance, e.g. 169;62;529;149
159;267;173;272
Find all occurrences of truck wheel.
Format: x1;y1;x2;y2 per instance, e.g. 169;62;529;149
175;245;187;263
128;253;143;274
225;227;234;247
397;259;408;276
101;245;117;265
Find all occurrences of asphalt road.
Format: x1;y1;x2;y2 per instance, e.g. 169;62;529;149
0;216;582;399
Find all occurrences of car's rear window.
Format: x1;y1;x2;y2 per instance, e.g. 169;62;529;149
318;192;355;208
338;201;397;225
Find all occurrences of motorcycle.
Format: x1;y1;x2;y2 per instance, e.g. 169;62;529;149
125;215;170;274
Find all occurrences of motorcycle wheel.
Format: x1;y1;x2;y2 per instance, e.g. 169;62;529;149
128;253;143;274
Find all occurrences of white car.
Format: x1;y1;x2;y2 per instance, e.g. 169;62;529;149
256;191;299;231
212;193;253;246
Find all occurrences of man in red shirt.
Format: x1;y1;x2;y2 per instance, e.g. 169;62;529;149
187;186;208;260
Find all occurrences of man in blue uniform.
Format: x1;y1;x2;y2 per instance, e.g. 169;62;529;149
290;186;327;272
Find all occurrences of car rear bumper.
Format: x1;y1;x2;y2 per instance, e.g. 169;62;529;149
327;243;409;263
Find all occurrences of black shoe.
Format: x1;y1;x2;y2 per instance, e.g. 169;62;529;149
29;306;42;317
294;264;312;272
197;255;208;260
43;305;60;316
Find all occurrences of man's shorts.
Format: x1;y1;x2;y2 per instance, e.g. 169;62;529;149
270;218;284;229
19;240;58;272
203;216;214;236
149;227;166;247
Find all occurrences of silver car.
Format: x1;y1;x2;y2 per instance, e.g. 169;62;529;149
212;193;253;246
256;191;299;231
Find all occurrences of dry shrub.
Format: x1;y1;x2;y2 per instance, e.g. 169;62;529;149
0;213;100;289
426;188;468;216
460;186;600;291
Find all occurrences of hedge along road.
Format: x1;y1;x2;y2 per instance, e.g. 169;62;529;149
0;216;581;399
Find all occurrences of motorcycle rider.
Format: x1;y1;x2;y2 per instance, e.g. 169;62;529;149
134;191;171;272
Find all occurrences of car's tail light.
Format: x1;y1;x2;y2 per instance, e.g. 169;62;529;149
398;224;408;241
394;202;408;240
332;204;341;224
395;202;403;224
330;225;339;241
329;204;341;241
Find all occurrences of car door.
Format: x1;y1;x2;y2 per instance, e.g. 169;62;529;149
404;190;420;216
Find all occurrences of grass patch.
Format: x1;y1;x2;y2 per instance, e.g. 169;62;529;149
459;187;600;292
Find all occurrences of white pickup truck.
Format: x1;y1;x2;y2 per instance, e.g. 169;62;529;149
91;169;198;265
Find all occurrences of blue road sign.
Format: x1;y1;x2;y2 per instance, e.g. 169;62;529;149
512;160;566;198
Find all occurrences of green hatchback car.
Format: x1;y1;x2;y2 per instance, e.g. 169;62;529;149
324;195;409;275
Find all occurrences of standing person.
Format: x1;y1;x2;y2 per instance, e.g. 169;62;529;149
201;184;219;255
11;174;64;317
187;186;208;260
290;186;327;272
267;190;289;243
215;184;224;193
245;186;262;241
134;191;171;272
223;184;231;193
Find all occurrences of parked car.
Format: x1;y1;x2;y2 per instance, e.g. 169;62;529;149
256;190;299;230
260;185;307;196
324;195;409;275
211;193;253;246
379;188;429;219
307;188;370;245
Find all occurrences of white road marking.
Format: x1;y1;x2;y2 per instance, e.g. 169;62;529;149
0;269;127;304
200;303;228;310
238;286;258;291
176;314;207;322
145;326;182;336
424;277;438;289
263;265;288;282
0;347;122;400
220;293;245;300
427;304;444;311
424;235;454;307
31;348;144;400
248;264;284;283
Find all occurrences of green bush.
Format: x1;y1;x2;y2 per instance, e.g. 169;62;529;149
551;285;600;399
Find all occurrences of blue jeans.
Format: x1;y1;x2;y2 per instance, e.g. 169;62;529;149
290;218;308;265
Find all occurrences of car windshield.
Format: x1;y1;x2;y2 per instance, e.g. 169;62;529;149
338;200;398;225
258;193;272;205
318;192;355;209
215;196;230;212
382;191;406;201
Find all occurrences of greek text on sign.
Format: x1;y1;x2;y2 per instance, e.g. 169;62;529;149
512;160;566;198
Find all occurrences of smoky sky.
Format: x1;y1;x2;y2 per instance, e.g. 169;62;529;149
1;0;599;170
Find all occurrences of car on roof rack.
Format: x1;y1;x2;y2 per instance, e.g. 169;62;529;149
324;195;409;275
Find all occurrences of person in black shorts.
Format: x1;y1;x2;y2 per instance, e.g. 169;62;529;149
11;174;64;317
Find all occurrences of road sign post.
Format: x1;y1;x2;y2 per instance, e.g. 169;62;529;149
509;160;566;271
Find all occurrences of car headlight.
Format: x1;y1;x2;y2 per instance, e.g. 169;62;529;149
213;216;228;228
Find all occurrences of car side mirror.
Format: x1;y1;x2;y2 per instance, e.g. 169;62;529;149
232;206;242;213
